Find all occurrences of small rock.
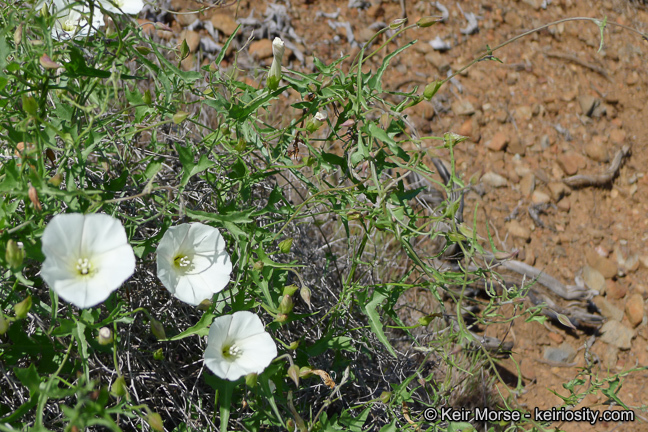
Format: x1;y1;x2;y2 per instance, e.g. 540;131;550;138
451;100;475;116
481;171;508;188
626;71;640;86
507;220;531;242
366;3;385;18
357;27;376;43
640;255;648;269
557;151;586;176
249;39;273;60
544;343;576;364
583;266;606;293
506;135;526;155
514;105;533;123
584;137;609;162
557;197;571;212
548;332;564;344
487;131;509;151
547;182;571;201
494;109;508;123
578;94;600;117
522;0;544;10
519;173;535;197
176;11;198;26
625;293;644;327
603;346;618;368
520;360;536;380
600;320;635;350
585;249;618;279
593;295;623;321
425;52;450;74
503;10;522;27
531;190;551;205
606;279;628;300
610;129;627;145
211;13;239;36
458;118;473;137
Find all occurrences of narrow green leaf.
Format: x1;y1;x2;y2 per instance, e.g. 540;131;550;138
168;313;214;341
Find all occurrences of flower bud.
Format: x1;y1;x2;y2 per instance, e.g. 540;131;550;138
298;366;313;377
389;18;407;29
135;45;152;55
245;372;258;388
278;295;294;315
288;340;299;350
147;411;164;431
380;391;391;403
46;148;56;165
179;39;190;60
252;261;264;271
197;299;212;311
111;376;127;397
423;81;442;100
28;185;42;211
153;348;164;361
173;111;189;124
49;173;63;187
14;296;31;319
305;111;327;133
299;285;311;308
14;24;23;46
5;240;25;270
282;284;299;297
416;16;440;28
417;315;435;326
40;53;61;69
0;313;9;335
275;313;289;323
98;327;113;345
286;419;296;432
287;364;300;386
150;318;166;340
267;37;285;90
278;238;293;254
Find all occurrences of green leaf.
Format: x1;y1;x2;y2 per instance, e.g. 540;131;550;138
367;40;416;92
378;420;398;432
168;313;215;341
14;364;41;396
308;335;356;356
64;46;111;78
359;287;397;358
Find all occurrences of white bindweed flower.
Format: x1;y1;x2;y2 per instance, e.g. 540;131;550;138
306;110;328;133
204;311;278;381
49;2;104;41
41;213;136;309
156;223;232;306
266;37;285;90
97;0;144;15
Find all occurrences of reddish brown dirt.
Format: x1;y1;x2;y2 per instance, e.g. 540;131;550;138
159;0;648;429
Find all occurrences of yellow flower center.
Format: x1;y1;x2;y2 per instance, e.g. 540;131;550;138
61;17;79;32
222;343;242;360
173;254;194;273
76;258;93;276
